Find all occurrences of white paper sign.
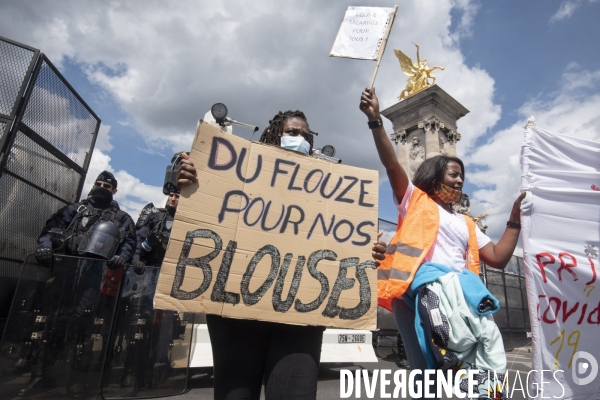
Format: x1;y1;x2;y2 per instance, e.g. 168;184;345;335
329;6;394;60
520;125;600;400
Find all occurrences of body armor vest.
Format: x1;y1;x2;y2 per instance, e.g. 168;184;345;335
64;200;128;255
140;208;174;265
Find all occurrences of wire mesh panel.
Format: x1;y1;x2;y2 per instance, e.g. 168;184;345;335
487;280;508;327
0;173;68;268
0;120;7;144
0;44;100;267
21;58;98;169
0;37;100;341
0;37;37;119
483;255;530;338
6;131;81;203
504;255;520;276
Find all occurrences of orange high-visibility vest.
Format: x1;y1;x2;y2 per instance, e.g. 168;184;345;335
378;185;481;311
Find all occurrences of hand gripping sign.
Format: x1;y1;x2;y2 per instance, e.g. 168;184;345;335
154;122;379;330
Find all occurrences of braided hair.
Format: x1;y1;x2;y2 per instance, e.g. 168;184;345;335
258;110;315;151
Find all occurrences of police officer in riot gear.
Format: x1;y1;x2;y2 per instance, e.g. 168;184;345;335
117;181;180;391
35;171;135;267
131;183;179;275
17;171;136;397
128;150;186;275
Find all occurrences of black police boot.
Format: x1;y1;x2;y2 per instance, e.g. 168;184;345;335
121;372;139;395
395;335;410;369
2;357;31;376
18;373;55;397
67;339;95;400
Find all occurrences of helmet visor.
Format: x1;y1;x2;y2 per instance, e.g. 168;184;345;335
78;230;120;260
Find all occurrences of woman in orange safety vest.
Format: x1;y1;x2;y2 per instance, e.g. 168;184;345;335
361;88;525;400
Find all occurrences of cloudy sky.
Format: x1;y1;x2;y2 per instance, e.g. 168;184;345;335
2;0;599;248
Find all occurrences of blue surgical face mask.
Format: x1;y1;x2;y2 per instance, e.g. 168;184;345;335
280;136;310;155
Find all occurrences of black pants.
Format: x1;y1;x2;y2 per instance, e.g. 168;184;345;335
206;315;324;400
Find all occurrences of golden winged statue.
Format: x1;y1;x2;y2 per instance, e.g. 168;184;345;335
471;213;489;234
394;43;444;100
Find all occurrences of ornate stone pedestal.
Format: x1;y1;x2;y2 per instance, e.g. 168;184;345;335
381;85;469;179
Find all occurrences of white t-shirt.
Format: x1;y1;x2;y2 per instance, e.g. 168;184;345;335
395;182;491;273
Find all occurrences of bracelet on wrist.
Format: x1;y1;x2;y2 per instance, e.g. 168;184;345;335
506;221;521;230
368;118;383;129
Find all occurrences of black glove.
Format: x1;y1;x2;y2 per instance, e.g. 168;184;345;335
35;247;53;267
107;255;125;270
132;260;146;275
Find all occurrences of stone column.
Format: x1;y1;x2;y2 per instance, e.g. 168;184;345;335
381;85;468;180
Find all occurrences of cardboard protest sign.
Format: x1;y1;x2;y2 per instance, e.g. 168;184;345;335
520;125;600;398
154;122;379;330
330;6;395;61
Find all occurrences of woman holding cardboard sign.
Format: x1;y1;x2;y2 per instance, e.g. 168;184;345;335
360;87;525;399
178;110;388;400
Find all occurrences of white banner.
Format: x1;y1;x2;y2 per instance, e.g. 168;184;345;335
520;125;600;399
329;6;394;60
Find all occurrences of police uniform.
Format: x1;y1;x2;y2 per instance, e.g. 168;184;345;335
19;171;136;398
132;204;175;268
117;201;177;391
36;199;135;263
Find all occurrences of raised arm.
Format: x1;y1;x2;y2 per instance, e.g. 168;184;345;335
413;42;420;65
479;193;526;269
360;87;410;200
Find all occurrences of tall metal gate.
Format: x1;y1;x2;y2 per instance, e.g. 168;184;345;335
0;36;101;334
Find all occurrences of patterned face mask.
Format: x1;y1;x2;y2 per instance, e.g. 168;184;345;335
435;183;462;204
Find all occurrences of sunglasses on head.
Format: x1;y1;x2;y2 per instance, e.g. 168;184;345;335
94;181;113;189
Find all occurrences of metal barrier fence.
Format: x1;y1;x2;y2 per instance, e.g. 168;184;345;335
482;256;531;341
0;35;101;334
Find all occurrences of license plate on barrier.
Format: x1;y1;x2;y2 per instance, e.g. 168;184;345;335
338;334;365;343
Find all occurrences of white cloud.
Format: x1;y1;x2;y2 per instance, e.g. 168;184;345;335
449;0;481;38
94;123;113;152
550;0;598;23
550;1;582;23
0;0;495;161
1;0;503;226
464;65;600;249
84;149;166;220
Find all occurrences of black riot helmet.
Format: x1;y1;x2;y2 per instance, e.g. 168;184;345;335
77;221;121;260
